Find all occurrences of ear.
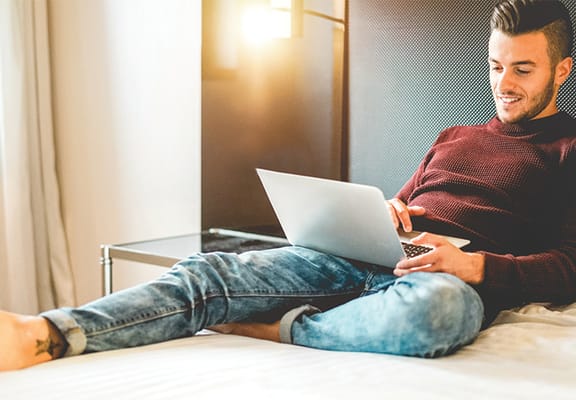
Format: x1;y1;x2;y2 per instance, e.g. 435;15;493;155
556;56;573;86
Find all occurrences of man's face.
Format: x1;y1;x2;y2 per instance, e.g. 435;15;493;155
488;30;568;124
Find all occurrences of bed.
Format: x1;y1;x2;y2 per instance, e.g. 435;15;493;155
4;1;576;396
2;302;576;399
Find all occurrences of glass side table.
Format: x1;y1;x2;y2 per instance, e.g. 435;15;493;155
100;228;289;295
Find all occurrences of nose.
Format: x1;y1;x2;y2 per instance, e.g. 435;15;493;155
495;68;516;93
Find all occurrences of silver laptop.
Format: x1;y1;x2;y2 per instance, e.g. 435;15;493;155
256;168;470;268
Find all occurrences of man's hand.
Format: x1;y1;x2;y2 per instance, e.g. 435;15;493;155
394;232;485;285
386;198;426;232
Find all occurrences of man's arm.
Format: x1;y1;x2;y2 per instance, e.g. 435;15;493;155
390;199;576;306
394;232;485;285
386;197;485;284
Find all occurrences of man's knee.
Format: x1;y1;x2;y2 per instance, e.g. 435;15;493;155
385;273;484;357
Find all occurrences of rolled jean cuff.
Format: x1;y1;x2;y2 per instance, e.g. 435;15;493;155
40;308;87;357
279;304;320;344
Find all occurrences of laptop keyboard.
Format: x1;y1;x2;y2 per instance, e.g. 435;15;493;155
401;242;433;258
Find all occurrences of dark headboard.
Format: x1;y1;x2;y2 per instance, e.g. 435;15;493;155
348;0;576;196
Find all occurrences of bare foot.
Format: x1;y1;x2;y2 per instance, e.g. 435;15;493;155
0;311;66;371
209;321;281;343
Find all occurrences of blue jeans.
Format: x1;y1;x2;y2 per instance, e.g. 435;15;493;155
41;246;484;358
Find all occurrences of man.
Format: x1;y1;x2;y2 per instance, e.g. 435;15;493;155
1;0;575;371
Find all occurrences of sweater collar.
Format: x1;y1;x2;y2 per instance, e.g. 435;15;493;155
488;112;571;137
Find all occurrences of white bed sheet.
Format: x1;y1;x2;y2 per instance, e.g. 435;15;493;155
2;302;576;400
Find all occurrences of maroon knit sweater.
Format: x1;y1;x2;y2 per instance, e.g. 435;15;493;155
396;112;576;316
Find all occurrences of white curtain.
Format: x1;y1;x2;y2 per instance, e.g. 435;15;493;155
0;0;76;314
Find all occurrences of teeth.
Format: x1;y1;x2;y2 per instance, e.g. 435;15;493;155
500;97;520;104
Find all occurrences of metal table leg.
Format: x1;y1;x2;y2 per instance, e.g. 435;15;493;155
100;244;113;296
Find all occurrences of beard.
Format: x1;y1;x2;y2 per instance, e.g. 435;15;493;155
495;78;556;124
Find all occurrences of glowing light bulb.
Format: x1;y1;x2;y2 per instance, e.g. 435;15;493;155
241;3;291;45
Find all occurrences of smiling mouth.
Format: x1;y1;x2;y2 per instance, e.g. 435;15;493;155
498;95;522;105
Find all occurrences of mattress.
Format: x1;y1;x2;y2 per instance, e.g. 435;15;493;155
2;302;576;399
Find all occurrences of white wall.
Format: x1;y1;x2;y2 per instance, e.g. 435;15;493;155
48;0;201;304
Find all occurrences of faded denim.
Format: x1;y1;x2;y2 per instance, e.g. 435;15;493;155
41;246;483;358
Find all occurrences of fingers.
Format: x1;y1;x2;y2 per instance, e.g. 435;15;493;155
386;200;401;229
392;232;483;284
394;233;456;275
393;264;433;277
410;232;446;247
394;233;444;272
408;205;426;215
395;249;436;272
388;199;425;232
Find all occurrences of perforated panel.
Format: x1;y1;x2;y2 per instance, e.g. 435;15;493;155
559;0;576;112
349;0;576;196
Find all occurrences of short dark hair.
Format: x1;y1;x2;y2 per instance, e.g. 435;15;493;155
491;0;574;62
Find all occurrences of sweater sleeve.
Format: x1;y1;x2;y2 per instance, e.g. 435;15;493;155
395;122;576;311
395;131;446;202
477;154;576;308
395;169;420;203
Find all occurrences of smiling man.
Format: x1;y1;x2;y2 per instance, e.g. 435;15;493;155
488;4;573;123
1;0;576;371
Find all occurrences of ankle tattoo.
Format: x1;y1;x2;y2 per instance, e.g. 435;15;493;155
37;317;68;360
35;333;65;359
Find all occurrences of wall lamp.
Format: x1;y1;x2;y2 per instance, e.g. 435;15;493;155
204;0;346;77
242;0;345;42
